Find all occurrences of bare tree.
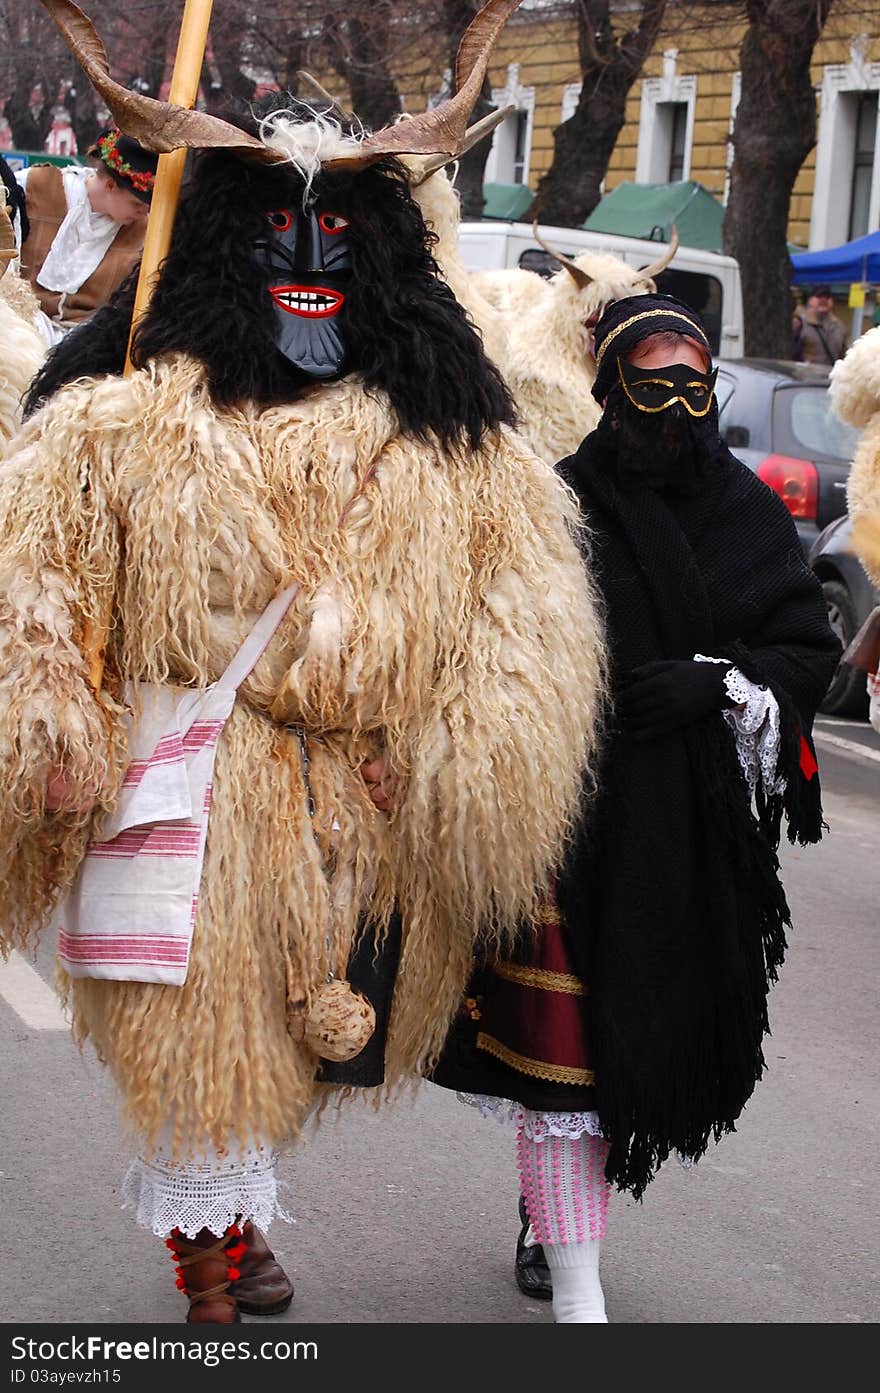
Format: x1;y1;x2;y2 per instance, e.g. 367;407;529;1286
201;0;258;114
723;0;836;356
0;0;78;149
530;0;669;227
320;1;404;131
0;1;183;151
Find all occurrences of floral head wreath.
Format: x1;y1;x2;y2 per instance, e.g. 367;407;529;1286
94;129;155;194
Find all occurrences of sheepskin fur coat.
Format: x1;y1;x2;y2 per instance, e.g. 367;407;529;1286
0;353;604;1158
0;271;44;452
830;325;880;584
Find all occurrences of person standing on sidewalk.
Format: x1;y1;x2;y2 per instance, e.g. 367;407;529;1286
798;284;849;365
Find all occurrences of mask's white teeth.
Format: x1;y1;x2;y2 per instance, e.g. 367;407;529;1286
274;287;339;315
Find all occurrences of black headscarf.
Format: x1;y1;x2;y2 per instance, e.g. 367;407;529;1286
591;292;711;404
589;292;717;494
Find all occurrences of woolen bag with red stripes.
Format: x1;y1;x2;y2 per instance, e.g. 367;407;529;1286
56;583;300;985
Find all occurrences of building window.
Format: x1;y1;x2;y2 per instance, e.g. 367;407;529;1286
667;102;689;181
636;51;696;185
849;91;878;239
811;36;880;250
511;109;530;184
484;63;535;186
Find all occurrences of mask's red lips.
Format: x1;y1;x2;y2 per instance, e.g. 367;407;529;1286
270;285;345;317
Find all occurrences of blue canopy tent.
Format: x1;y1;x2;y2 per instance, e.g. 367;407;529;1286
790;229;880;336
790;229;880;285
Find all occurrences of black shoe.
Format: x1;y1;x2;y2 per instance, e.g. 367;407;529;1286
515;1195;552;1300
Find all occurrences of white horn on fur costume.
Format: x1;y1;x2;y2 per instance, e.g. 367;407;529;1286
531;222;594;290
638;226;680;281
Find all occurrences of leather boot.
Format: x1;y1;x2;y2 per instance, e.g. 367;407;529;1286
166;1226;241;1324
233;1222;294;1316
515;1194;552;1300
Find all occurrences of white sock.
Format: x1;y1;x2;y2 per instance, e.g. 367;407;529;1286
543;1239;607;1323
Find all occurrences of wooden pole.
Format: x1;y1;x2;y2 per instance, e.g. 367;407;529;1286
123;0;216;374
85;0;215;694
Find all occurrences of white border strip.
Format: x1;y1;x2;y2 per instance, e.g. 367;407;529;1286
0;951;68;1030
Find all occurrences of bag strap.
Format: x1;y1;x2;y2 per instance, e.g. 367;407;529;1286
214;581;302;695
811;320;834;364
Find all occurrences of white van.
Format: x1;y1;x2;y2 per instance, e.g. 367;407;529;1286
458;220;745;358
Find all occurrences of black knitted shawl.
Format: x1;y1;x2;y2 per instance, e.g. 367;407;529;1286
556;412;841;1199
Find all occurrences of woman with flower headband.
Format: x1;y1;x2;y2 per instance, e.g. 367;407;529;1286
15;127;156;348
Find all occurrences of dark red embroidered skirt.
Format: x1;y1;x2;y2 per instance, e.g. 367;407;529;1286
474;891;594;1088
429;886;597;1112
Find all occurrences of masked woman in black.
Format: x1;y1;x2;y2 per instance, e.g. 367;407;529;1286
429;293;841;1322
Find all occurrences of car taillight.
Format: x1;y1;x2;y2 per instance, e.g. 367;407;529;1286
756;455;818;519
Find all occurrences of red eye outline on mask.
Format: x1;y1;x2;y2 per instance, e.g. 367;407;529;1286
318;212;350;235
267;210;293;232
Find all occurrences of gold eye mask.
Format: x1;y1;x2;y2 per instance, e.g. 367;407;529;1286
618;358;717;417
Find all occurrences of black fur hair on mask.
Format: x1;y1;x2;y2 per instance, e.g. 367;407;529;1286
24;94;515;450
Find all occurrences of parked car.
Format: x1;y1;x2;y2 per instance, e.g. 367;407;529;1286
714;358;863;559
808;514;879;717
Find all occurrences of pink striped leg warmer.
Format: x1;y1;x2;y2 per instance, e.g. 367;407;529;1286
516;1126;611;1245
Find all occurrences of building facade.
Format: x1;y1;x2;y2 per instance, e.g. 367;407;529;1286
399;0;879;254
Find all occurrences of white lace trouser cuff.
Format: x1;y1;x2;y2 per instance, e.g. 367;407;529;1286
458;1094;603;1140
122;1138;291;1238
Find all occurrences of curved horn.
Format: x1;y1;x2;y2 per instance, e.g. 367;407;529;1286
324;0;525;169
409;105;515;185
532;221;593;290
639;224;679;279
39;0;271;157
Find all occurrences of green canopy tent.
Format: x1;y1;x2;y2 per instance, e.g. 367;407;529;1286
481;181;535;220
583;180;725;252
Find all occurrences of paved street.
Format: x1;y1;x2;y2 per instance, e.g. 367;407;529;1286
0;714;877;1325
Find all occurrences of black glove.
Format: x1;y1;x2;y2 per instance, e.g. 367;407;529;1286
619;658;733;740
